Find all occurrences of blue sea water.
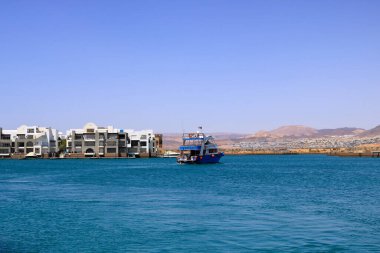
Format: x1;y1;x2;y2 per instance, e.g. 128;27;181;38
0;155;380;252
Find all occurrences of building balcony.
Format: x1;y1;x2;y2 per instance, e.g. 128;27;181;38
128;148;140;153
83;134;96;141
84;141;96;146
106;141;117;146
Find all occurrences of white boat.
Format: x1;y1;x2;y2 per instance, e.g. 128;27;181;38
25;152;38;159
160;151;180;158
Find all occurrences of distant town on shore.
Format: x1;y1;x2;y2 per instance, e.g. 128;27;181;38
164;125;380;157
1;123;380;159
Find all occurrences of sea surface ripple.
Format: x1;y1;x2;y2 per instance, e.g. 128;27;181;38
1;155;380;252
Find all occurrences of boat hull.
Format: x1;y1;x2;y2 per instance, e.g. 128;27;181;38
177;153;224;164
196;153;224;164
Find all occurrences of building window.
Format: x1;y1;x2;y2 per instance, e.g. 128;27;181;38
108;133;117;137
106;141;117;146
140;141;147;147
83;134;95;140
27;129;35;133
2;135;10;140
84;141;96;146
107;148;116;153
0;148;9;154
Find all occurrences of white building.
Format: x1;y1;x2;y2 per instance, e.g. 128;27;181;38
1;123;161;158
0;128;16;157
65;123;129;157
126;129;159;157
13;125;59;156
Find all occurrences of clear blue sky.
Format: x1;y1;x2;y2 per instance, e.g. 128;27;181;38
1;0;379;133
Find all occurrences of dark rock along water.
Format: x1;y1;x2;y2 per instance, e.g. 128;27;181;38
0;155;380;252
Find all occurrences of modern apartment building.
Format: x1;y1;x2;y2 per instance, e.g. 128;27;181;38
66;123;130;157
0;123;162;158
13;125;59;156
0;128;14;157
126;130;160;157
0;125;59;157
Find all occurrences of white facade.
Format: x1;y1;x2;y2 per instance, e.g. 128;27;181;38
65;123;129;157
1;123;161;158
14;125;59;156
0;129;16;156
125;129;158;157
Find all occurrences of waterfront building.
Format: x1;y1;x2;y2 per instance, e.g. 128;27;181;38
1;123;162;158
0;128;15;157
12;125;59;157
126;129;160;157
155;134;163;154
66;123;129;157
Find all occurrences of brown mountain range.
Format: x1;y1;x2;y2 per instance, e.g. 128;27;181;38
358;125;380;137
162;125;380;150
252;125;366;138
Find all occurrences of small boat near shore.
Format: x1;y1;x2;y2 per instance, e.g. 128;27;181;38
159;151;180;158
177;128;224;164
24;152;39;159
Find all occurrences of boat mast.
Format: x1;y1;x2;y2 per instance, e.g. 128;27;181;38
198;126;205;156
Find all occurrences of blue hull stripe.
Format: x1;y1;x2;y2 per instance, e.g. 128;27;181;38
179;145;202;151
196;153;224;164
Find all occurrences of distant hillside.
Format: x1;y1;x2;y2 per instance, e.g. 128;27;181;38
161;124;380;150
162;133;182;150
253;125;317;138
358;125;380;137
252;126;370;139
162;132;245;150
317;127;365;137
